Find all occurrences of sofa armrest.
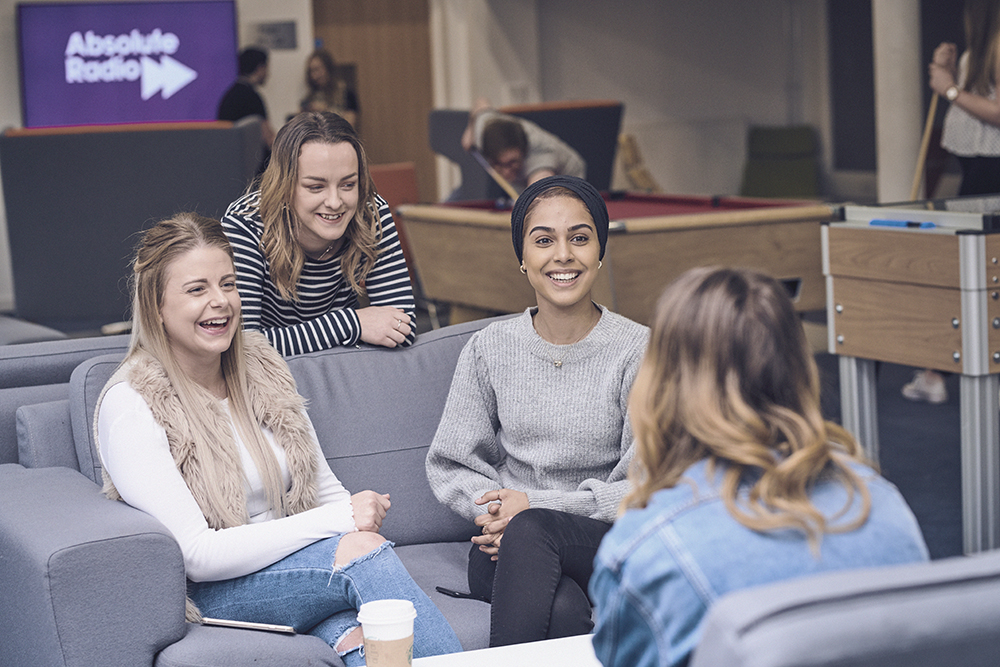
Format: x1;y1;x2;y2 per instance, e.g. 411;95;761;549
0;464;187;667
690;550;1000;667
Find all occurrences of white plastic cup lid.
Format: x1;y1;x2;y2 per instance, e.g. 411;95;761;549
357;599;417;637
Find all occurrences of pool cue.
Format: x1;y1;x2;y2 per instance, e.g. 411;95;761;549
909;92;939;201
469;149;520;200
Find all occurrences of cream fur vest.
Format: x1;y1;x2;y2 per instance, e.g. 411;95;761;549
93;332;321;620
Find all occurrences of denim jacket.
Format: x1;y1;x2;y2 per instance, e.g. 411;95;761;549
589;459;930;667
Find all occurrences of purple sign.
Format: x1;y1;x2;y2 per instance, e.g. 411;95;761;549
18;1;237;127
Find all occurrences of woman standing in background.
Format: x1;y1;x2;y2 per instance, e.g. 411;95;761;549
301;49;359;129
908;0;1000;403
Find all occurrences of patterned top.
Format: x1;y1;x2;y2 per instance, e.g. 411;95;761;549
222;191;416;356
942;52;1000;157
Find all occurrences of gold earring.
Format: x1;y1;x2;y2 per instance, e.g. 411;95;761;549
598;260;603;269
520;263;527;274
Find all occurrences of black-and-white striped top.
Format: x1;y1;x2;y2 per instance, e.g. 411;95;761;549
222;191;416;356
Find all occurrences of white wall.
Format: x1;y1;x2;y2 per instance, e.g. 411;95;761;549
0;0;311;314
237;0;313;125
431;0;835;199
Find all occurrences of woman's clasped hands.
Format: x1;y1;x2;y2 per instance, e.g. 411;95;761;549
472;489;529;560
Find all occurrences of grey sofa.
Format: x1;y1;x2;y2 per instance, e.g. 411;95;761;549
691;548;1000;666
0;318;501;667
6;318;1000;667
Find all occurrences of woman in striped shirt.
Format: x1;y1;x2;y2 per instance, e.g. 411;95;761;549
223;111;415;356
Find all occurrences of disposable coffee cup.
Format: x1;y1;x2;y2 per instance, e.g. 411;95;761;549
357;599;417;667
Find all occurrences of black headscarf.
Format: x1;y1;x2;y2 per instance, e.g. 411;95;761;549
509;175;609;263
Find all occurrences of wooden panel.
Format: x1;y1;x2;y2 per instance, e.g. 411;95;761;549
399;202;823;324
990;289;1000;370
607;220;824;324
622;204;835;233
826;226;960;288
313;0;437;203
402;213;532;312
985;235;1000;288
830;276;963;372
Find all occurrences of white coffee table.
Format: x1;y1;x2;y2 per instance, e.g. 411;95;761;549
411;633;601;666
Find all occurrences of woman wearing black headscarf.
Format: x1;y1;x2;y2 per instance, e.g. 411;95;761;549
425;176;649;646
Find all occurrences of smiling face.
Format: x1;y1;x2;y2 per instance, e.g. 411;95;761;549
159;245;241;375
521;194;601;312
292;140;360;258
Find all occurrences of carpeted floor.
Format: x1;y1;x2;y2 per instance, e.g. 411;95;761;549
815;354;963;559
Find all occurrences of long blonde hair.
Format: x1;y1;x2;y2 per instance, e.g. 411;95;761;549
258;111;381;301
625;267;871;550
127;213;290;525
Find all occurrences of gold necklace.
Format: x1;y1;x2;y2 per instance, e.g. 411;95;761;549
306;242;336;261
537;308;601;368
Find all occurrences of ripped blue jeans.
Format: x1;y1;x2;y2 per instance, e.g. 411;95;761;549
187;535;462;665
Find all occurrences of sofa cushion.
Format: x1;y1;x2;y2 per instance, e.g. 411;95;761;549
395;541;490;651
155;623;343;667
0;382;67;464
283;316;511;546
0;333;128;389
690;550;1000;667
17;399;75;469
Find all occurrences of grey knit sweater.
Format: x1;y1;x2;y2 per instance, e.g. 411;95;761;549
426;306;649;524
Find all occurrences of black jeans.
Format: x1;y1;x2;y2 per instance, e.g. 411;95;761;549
467;507;611;647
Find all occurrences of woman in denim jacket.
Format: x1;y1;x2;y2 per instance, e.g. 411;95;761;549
589;267;929;667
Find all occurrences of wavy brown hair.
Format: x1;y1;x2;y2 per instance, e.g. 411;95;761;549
258;111;381;301
624;267;871;551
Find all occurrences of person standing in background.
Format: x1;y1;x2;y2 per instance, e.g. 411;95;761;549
218;47;277;175
929;0;1000;196
300;48;359;130
906;0;1000;403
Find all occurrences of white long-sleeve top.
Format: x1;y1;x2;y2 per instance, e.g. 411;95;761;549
97;381;356;582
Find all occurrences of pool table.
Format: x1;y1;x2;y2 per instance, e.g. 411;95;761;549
396;192;838;325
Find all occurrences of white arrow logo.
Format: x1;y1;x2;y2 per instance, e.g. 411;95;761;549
140;55;197;100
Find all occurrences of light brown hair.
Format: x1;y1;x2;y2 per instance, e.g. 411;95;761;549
258;111;381;301
963;0;1000;96
624;267;871;550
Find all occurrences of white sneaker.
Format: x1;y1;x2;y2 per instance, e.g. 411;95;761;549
901;370;947;404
